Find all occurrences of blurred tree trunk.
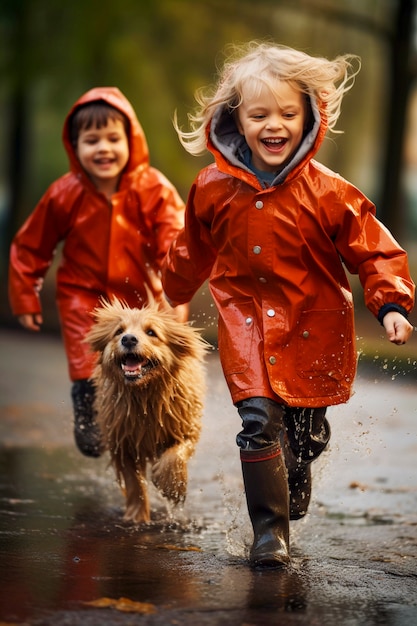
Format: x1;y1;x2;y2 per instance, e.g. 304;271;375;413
3;0;31;262
380;0;416;235
7;89;30;245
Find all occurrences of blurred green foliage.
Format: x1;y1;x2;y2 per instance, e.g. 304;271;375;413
1;0;403;211
1;0;416;333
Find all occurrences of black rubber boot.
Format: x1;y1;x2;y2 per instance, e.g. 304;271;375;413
282;436;312;520
282;408;331;520
241;443;290;569
71;379;103;458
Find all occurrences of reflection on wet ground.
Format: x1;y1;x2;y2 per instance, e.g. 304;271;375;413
0;330;416;625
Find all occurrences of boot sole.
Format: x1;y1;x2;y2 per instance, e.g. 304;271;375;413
250;554;290;569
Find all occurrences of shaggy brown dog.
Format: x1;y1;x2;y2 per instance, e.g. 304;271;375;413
86;297;207;523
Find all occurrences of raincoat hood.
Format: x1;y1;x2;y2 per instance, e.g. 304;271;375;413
62;86;149;188
207;93;326;187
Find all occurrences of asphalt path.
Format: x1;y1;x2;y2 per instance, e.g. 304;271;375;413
0;328;416;625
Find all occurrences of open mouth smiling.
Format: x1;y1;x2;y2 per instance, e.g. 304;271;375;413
120;353;157;380
262;138;287;149
93;156;116;165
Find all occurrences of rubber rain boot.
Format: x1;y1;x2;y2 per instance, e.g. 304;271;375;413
241;443;290;569
283;435;312;520
282;409;331;520
71;378;103;458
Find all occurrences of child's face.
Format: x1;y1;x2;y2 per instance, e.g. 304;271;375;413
76;118;129;195
236;80;307;173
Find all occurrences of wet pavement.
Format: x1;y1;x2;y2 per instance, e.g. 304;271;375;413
0;328;416;625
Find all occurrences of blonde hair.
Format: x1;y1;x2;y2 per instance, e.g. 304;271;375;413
174;41;361;156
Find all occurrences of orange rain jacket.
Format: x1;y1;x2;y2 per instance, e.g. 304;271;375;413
9;87;185;381
162;98;415;408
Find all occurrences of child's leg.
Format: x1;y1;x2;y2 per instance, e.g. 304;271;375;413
236;397;290;568
282;407;330;519
71;379;103;458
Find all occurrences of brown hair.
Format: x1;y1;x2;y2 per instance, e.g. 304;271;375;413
69;101;130;147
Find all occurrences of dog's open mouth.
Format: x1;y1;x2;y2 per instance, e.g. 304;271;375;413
121;353;156;380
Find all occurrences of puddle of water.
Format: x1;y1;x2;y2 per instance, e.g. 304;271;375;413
1;443;416;626
0;445;233;622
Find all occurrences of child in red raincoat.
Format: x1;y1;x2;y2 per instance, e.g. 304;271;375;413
9;87;186;458
162;43;415;568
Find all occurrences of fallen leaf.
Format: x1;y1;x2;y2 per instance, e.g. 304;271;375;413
349;481;367;491
155;543;202;552
83;596;156;614
83;597;115;608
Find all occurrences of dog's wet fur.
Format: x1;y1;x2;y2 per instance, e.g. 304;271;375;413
87;297;207;523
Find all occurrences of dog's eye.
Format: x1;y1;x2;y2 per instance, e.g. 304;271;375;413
114;327;124;336
146;328;158;337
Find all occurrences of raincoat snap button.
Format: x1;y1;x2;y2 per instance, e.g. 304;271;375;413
302;330;309;338
269;356;276;365
253;245;262;254
245;317;253;325
267;309;275;317
259;277;267;283
255;200;264;209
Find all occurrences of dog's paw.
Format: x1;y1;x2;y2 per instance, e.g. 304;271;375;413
151;450;188;504
123;504;151;524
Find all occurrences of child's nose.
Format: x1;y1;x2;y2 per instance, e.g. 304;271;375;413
265;115;282;130
97;139;111;151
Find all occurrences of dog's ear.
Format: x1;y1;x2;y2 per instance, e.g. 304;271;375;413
85;317;112;353
86;323;110;353
163;319;209;361
85;298;125;352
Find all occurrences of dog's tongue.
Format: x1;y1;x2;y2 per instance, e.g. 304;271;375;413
125;356;140;371
122;356;147;374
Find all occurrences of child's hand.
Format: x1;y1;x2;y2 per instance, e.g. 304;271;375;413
172;303;189;323
382;311;414;345
18;313;43;332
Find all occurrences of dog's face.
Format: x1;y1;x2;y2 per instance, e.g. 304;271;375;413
87;298;203;385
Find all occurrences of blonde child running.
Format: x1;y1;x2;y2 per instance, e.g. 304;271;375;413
162;42;415;569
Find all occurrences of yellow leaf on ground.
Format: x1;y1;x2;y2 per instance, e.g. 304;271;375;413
83;597;115;608
83;596;156;614
155;543;202;551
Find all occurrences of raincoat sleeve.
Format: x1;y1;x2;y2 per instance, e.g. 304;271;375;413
143;170;187;270
331;181;415;318
162;180;217;305
8;182;71;316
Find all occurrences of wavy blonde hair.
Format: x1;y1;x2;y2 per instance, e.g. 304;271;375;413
174;41;361;156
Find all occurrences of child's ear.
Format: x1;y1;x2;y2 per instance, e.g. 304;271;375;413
234;111;245;136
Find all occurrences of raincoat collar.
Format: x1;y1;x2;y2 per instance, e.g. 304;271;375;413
62;87;149;190
208;93;326;188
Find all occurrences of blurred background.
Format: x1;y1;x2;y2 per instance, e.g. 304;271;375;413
1;0;416;346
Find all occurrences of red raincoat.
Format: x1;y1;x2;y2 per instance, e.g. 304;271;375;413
9;87;185;381
162;102;415;407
